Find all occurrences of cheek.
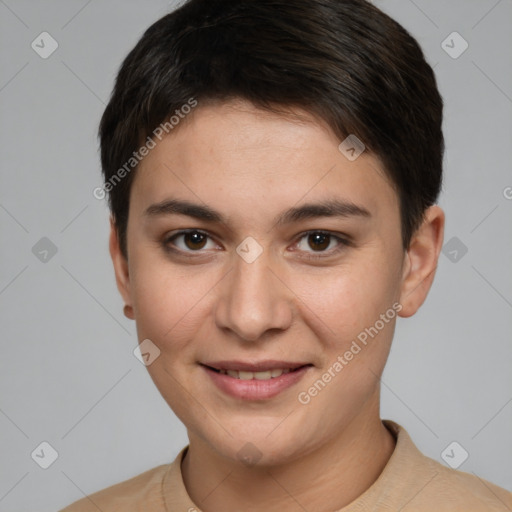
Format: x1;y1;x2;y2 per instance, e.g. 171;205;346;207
129;255;218;351
294;257;399;343
131;272;181;343
292;262;398;433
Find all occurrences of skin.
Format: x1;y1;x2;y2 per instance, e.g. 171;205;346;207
109;99;445;511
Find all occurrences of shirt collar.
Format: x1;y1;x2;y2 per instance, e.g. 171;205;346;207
161;420;436;511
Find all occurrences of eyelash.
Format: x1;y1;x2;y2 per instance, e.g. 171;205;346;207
162;229;351;260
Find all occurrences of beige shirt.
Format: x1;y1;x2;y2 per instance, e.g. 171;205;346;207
59;420;512;511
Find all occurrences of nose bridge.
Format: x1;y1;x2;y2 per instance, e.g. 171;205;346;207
216;242;292;341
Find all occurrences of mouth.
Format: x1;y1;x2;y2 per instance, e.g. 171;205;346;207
201;361;313;381
203;366;311;380
200;360;313;399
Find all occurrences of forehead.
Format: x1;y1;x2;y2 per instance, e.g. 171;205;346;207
130;101;398;229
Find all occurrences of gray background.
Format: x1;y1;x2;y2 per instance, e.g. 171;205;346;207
0;0;511;510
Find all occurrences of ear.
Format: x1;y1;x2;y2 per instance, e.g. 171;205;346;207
398;205;445;318
109;216;134;319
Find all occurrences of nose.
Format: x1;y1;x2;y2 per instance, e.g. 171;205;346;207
214;245;293;342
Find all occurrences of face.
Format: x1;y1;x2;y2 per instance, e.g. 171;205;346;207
110;99;441;465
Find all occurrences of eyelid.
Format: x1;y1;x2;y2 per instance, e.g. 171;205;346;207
163;228;351;258
164;228;221;254
291;230;351;259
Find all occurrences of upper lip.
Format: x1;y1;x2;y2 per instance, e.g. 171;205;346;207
202;360;311;372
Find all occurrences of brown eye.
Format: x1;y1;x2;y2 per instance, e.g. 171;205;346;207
183;231;207;250
294;230;350;259
164;230;216;253
307;232;330;251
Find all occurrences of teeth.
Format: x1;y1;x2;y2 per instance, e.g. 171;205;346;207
254;370;272;380
218;368;294;380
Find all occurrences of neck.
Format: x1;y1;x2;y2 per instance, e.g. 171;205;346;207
181;397;396;512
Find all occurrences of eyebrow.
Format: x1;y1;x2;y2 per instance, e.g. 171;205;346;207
143;198;371;226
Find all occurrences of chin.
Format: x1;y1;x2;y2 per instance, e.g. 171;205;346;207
199;419;315;468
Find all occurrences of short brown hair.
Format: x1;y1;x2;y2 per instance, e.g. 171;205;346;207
99;0;444;259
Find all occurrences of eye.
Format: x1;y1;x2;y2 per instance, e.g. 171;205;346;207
164;229;218;253
294;231;349;258
162;229;350;259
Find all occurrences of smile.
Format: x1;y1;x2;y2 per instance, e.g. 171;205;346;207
212;368;295;380
201;362;313;400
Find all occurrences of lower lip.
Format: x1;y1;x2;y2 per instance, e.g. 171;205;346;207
202;365;311;400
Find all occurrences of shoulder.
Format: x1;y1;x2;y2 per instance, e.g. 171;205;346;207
419;456;512;511
375;421;512;511
58;464;170;512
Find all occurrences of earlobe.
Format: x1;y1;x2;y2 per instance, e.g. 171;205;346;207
123;304;134;320
398;205;445;318
109;216;133;314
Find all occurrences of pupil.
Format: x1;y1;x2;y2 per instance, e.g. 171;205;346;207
309;233;329;251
